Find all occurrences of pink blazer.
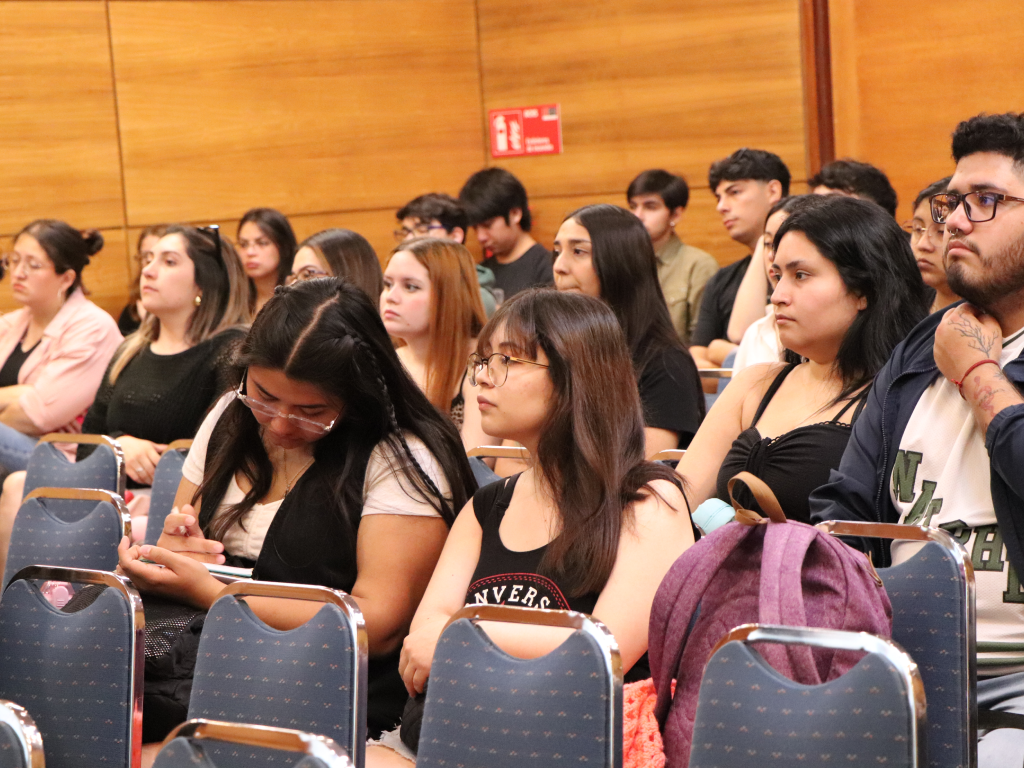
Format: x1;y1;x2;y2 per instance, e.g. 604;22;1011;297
0;289;123;434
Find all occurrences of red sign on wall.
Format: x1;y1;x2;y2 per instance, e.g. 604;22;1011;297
488;104;562;158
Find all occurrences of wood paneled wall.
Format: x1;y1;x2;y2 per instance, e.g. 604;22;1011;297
829;0;1024;222
0;0;808;317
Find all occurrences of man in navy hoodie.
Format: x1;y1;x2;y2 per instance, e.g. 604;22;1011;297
811;112;1024;766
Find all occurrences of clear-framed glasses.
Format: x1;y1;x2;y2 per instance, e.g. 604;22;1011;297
393;222;448;242
235;371;338;436
468;352;550;387
1;253;50;275
901;220;944;243
930;191;1024;224
286;265;330;285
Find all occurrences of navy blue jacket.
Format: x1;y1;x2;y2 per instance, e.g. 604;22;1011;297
810;306;1024;577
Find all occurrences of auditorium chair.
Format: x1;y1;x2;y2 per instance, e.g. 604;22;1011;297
0;699;43;768
144;439;192;546
153;720;351;768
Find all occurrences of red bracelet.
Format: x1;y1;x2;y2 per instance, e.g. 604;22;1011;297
954;358;1000;398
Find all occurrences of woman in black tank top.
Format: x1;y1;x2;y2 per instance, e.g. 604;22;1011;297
367;290;695;764
676;196;930;522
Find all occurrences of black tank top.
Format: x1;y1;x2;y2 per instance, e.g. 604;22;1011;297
715;364;866;524
0;335;40;388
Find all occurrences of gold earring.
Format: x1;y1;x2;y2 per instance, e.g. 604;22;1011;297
194;294;202;306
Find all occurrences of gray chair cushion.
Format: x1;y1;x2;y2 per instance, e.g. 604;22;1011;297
0;723;26;768
24;442;120;524
2;498;123;588
145;450;187;546
0;580;134;768
417;618;614;768
188;598;358;768
689;641;915;768
880;540;968;768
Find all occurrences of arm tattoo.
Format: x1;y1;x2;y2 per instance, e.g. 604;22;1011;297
949;313;1000;356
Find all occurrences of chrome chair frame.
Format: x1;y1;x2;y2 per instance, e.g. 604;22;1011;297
36;433;126;498
6;564;145;768
166;439;193;452
817;519;977;763
467;444;530;461
651;449;686;463
715;623;927;768
0;699;44;768
442;604;623;768
697;368;733;380
161;719;351;767
210;581;368;767
23;486;131;538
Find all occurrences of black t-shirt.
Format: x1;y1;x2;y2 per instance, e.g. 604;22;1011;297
482;243;554;299
690;255;751;347
637;346;706;448
0;336;40;388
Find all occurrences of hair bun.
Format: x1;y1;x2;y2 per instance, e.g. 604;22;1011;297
80;229;104;257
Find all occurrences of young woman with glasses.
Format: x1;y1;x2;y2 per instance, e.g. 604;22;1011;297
380;237;490;450
288;228;384;301
236;207;297;314
553;204;705;455
0;219;123;471
117;278;477;740
905;177;959;313
365;289;694;765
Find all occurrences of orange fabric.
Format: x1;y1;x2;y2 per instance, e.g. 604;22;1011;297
623;678;670;768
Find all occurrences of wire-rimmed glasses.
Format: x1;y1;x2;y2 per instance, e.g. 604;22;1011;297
468;352;550;387
930;191;1024;224
285;265;330;285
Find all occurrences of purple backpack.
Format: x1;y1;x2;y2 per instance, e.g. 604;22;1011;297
648;472;893;767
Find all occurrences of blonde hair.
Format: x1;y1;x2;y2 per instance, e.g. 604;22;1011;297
385;237;486;411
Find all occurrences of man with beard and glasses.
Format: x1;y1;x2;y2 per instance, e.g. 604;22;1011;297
811;111;1024;767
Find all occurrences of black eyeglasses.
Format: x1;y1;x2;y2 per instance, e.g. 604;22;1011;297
468;352;549;387
930;191;1024;224
201;224;221;255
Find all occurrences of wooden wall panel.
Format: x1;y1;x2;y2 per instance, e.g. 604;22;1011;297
109;0;486;227
477;0;808;199
0;2;125;235
829;0;1024;221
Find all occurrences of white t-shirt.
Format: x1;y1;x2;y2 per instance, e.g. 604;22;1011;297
891;327;1024;674
183;393;449;561
733;306;782;373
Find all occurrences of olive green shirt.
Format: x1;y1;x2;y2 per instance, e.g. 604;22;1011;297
655;232;719;344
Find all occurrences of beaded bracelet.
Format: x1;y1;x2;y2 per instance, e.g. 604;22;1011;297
954;358;999;398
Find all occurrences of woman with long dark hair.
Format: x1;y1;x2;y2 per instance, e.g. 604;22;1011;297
236;207;297;313
678;195;930;523
289;228;384;301
118;278;477;738
905;177;960;313
366;289;695;764
553;204;705;454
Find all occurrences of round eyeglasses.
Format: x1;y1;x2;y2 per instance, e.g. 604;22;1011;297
235;371;338;435
468;352;550;387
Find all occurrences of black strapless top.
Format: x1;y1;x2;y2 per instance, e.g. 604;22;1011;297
715;364;866;524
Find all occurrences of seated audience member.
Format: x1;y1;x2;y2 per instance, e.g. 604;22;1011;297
679;195;929;524
118;225;167;335
692;149;790;377
809;158;899;217
118;278;477;740
811;112;1024;764
0;220;123;472
289;228;384;300
905;176;960;312
730;195;820;372
381;238;490;450
236;207;297;313
365;289;695;765
395;193;498;316
553;204;705;453
458;168;553;299
627;169;719;343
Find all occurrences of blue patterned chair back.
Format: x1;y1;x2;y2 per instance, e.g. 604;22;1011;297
188;583;367;768
2;489;129;589
0;700;42;768
689;624;926;768
818;521;975;768
152;720;351;768
24;435;125;523
145;444;190;546
0;566;143;768
417;605;622;768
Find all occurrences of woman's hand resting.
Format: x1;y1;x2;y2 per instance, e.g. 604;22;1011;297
119;435;168;485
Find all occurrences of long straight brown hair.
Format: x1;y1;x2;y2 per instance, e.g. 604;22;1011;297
386;237;486;412
477;289;685;596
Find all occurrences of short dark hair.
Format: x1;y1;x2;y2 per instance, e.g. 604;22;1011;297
773;196;929;404
16;220;103;298
913;176;953;212
238;207;298;285
626;169;690;210
952;112;1024;171
708;148;791;196
458;168;532;231
808;159;899;217
396;193;468;234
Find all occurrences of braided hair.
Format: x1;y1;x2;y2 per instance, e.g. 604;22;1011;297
198;277;475;541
